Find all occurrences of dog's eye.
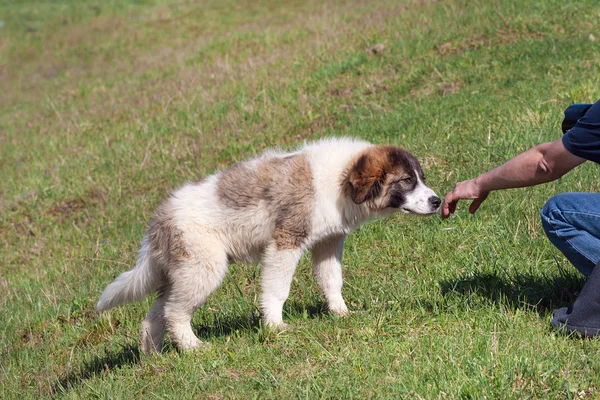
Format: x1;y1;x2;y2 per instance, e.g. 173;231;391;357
392;177;413;186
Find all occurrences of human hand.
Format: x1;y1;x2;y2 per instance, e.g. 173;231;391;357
441;179;489;218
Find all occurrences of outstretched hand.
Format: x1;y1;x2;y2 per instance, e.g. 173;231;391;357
441;179;489;218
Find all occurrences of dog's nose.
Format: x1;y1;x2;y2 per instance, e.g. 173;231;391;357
429;196;441;208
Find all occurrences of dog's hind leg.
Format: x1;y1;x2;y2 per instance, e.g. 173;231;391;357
163;249;229;351
260;244;304;329
311;234;348;316
140;294;167;354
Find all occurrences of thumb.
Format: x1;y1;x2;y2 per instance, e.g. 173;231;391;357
441;193;457;218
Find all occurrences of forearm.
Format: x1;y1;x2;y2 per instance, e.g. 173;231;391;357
442;134;586;218
475;142;567;192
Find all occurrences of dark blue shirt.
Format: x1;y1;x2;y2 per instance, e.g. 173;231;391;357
563;99;600;164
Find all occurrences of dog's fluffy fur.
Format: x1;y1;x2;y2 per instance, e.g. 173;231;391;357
97;137;440;353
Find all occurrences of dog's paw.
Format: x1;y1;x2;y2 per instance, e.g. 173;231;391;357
140;340;162;355
190;340;212;352
266;321;291;332
328;302;349;317
179;338;211;353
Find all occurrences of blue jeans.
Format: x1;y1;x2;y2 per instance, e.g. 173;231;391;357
541;193;600;277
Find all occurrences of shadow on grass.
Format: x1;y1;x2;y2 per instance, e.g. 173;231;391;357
439;267;586;314
51;344;140;397
52;302;329;395
195;313;261;340
285;300;328;320
51;313;265;396
194;301;327;340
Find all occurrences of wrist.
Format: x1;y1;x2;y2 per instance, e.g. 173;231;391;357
473;175;488;194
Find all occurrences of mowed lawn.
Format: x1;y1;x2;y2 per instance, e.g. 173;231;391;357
2;0;600;398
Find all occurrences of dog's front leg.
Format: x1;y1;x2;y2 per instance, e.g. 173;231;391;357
311;234;348;316
260;244;304;329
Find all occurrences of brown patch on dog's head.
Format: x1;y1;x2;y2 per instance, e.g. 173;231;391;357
346;146;423;207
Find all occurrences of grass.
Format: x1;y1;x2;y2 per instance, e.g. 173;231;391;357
1;0;600;398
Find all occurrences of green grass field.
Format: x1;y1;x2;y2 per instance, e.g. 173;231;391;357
2;0;600;398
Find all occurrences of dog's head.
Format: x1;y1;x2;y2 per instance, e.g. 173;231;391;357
346;146;440;215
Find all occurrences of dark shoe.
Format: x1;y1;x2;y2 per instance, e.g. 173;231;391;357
552;262;600;337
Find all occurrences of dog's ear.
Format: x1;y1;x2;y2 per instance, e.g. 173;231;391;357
348;151;386;204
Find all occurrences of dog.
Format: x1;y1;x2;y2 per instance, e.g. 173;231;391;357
97;137;440;353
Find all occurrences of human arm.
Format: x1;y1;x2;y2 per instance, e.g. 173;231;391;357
441;138;586;218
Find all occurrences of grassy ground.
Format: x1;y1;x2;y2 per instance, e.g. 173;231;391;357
2;0;600;398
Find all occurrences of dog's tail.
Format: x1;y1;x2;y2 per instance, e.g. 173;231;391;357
97;238;158;311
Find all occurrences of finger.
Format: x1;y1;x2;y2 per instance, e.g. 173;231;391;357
448;199;457;215
468;194;488;214
441;193;456;218
442;199;459;218
441;201;449;218
441;204;450;218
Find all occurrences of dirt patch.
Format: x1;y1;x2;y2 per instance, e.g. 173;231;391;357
364;80;391;96
86;186;109;205
437;81;462;95
9;217;36;238
46;187;108;220
367;43;385;56
329;87;353;98
18;321;53;347
47;197;87;219
76;319;121;347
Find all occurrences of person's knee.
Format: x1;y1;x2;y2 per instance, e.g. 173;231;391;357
541;195;557;223
541;193;577;222
542;193;563;214
543;192;585;214
541;194;570;238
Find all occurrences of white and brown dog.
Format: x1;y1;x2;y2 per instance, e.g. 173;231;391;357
97;137;440;353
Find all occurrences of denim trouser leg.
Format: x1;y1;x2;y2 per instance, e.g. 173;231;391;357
540;193;600;277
